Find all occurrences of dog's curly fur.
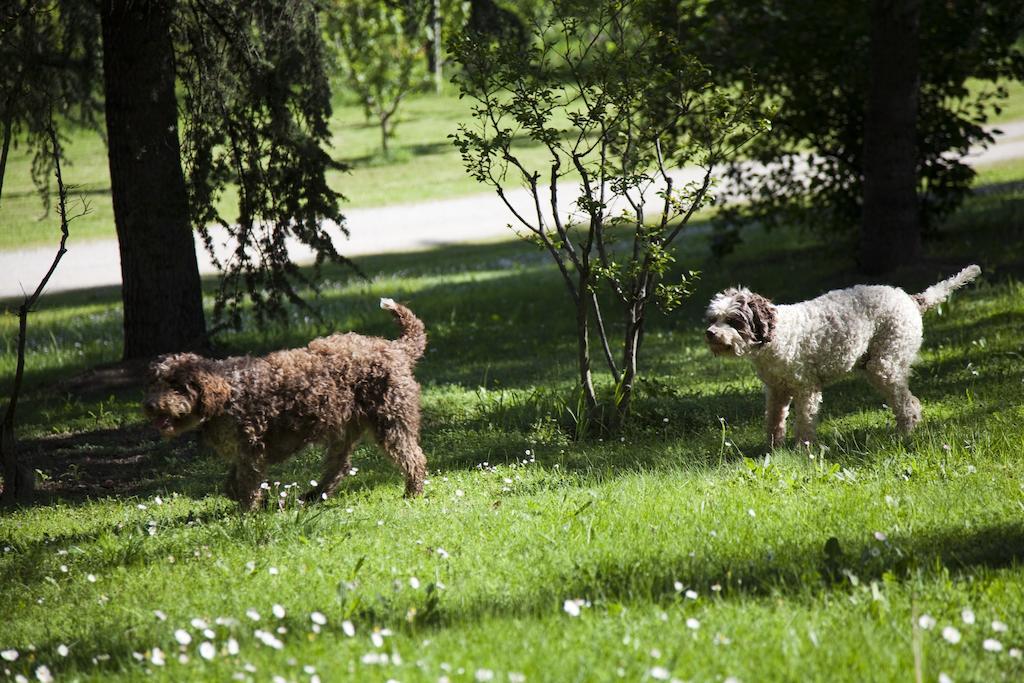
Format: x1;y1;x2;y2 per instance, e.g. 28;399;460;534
143;298;428;509
704;266;981;448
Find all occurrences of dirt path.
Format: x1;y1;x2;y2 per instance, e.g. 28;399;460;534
4;121;1024;301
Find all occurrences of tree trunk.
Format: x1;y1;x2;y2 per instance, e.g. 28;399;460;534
101;0;207;359
429;0;442;94
1;310;36;507
618;312;643;420
859;0;922;274
574;284;599;423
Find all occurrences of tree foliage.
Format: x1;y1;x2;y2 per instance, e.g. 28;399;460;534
176;0;352;329
451;0;765;424
673;0;1024;260
3;0;352;335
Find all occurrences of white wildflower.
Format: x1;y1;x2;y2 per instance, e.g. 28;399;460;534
174;629;192;645
942;626;962;644
254;630;283;650
983;638;1003;652
199;642;216;661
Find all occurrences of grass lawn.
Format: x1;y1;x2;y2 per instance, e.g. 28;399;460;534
2;159;1024;681
2;78;1023;252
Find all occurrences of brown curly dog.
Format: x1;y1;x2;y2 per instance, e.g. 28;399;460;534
143;298;427;510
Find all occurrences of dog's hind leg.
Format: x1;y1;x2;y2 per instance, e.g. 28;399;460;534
864;357;921;434
302;429;363;503
372;415;426;498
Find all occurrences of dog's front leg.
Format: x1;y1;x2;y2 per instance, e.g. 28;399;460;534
225;457;267;511
765;386;793;449
792;388;823;446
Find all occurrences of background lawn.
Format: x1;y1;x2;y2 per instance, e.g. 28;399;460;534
2;78;1023;252
2;157;1024;681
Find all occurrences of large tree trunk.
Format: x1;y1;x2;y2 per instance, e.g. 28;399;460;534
859;0;922;274
101;0;206;359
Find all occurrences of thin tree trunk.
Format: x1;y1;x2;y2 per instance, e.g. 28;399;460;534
101;0;207;359
0;106;13;201
617;304;645;420
574;279;599;420
859;0;922;274
429;0;442;94
2;308;36;506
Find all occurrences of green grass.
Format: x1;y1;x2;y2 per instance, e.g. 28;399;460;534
3;162;1024;681
3;78;1023;252
969;77;1024;123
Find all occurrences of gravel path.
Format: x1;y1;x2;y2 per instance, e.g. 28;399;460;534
4;121;1024;301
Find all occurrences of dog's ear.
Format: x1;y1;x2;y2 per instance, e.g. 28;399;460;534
194;368;231;417
149;353;201;384
748;293;776;344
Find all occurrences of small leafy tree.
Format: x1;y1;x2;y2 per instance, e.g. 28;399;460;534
451;0;765;423
326;0;429;156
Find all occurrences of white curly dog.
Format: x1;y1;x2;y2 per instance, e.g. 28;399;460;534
704;265;981;448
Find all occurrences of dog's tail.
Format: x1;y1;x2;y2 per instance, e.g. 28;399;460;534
380;297;427;361
911;265;981;313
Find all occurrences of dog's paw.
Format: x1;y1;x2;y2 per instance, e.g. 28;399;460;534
380;297;397;310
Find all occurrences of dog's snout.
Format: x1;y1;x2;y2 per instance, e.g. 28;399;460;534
705;327;717;341
142;397;158;414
